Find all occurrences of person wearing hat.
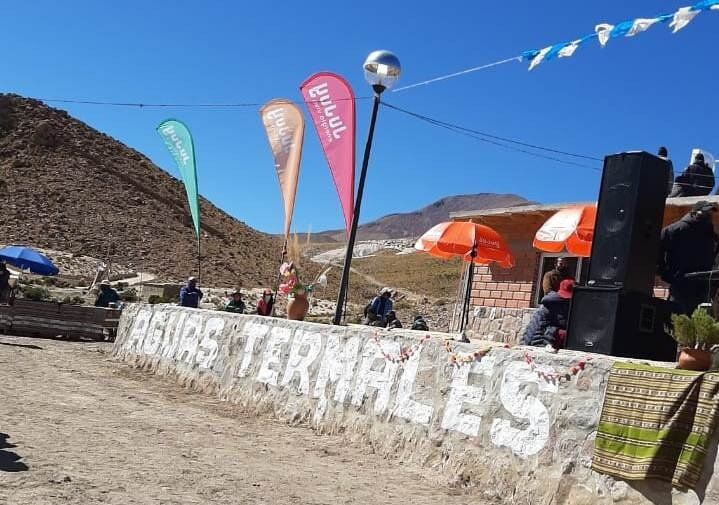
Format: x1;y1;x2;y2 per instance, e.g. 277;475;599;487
224;290;246;314
179;276;203;308
658;201;718;315
669;152;715;197
521;279;574;349
94;279;119;308
364;287;394;326
256;289;274;316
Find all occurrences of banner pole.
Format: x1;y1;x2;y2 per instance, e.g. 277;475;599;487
271;239;287;317
197;236;201;285
333;91;382;325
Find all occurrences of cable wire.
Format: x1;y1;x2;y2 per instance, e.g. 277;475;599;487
381;102;603;171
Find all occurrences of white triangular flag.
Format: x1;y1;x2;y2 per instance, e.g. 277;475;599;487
558;40;581;58
595;24;614;47
528;46;552;71
627;18;660;36
670;7;699;33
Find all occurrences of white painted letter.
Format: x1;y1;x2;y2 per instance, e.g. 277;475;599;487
256;327;292;386
142;310;168;356
196;317;224;370
281;330;323;394
312;335;361;422
126;309;152;351
237;322;270;377
175;313;203;364
352;339;400;415
392;344;433;425
441;356;496;436
489;361;558;458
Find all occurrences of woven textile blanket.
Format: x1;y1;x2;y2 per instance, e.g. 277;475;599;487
592;362;719;490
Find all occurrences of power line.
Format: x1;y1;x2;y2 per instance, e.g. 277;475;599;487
381;102;603;171
40;96;371;109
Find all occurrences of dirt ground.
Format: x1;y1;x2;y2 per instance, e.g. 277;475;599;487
0;335;475;505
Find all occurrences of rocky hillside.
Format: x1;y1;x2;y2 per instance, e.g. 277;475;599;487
314;193;532;242
0;94;280;286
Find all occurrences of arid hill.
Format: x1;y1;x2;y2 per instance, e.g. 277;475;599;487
314;193;532;242
0;94;280;286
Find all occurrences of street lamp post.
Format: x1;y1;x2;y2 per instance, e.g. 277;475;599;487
332;50;401;326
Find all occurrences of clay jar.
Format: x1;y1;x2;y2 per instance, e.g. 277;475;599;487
678;348;713;372
287;291;309;321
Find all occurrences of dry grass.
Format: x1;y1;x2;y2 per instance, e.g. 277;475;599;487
352;250;464;299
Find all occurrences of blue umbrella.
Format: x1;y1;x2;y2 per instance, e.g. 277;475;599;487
0;246;59;276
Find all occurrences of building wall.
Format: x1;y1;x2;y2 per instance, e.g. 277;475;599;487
466;204;714;311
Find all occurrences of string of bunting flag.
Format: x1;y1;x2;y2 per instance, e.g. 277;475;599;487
522;0;719;71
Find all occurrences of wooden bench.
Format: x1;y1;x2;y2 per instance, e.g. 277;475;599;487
0;299;121;341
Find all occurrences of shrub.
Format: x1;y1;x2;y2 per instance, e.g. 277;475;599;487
119;288;138;303
61;296;86;305
22;285;51;301
148;294;175;305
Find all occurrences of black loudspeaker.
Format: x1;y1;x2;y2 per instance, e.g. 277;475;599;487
588;152;670;294
565;286;677;361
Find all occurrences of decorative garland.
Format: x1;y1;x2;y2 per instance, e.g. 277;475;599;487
523;351;592;383
370;333;431;364
443;339;509;367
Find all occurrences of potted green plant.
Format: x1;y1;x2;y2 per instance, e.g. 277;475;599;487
671;309;719;371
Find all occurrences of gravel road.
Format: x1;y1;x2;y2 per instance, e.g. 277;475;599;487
0;335;473;505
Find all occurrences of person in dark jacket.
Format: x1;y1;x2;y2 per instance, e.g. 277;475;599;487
224;290;245;314
669;153;715;197
256;289;274;316
541;257;572;296
658;201;718;315
385;311;402;329
179;277;203;308
94;280;119;308
522;279;574;348
411;315;429;331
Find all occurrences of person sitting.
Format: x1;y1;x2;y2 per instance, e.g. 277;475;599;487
94;279;119;308
521;279;574;348
256;289;274;316
224;290;246;314
179;276;203;308
669;152;715;197
385;310;402;329
365;287;393;326
0;261;10;305
411;315;429;331
541;257;572;296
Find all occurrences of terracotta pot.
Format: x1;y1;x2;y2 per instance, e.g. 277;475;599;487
287;291;309;321
678;348;713;371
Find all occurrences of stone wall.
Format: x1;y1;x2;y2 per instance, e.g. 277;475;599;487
466;305;536;345
113;304;719;505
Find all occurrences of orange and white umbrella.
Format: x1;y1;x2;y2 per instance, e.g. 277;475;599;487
415;221;514;334
533;205;596;257
415;221;515;267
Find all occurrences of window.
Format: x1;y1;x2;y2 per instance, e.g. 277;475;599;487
534;253;586;306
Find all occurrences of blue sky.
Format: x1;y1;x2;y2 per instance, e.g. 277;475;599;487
1;1;717;234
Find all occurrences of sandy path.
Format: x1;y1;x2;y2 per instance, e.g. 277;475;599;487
0;336;474;505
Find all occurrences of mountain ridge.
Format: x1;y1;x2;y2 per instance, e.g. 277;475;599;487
312;193;533;242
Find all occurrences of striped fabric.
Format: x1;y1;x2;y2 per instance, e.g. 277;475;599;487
593;362;719;489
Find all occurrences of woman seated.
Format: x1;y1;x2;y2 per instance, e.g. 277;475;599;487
521;279;574;349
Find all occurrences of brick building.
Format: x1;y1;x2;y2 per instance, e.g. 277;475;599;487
449;195;719;341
